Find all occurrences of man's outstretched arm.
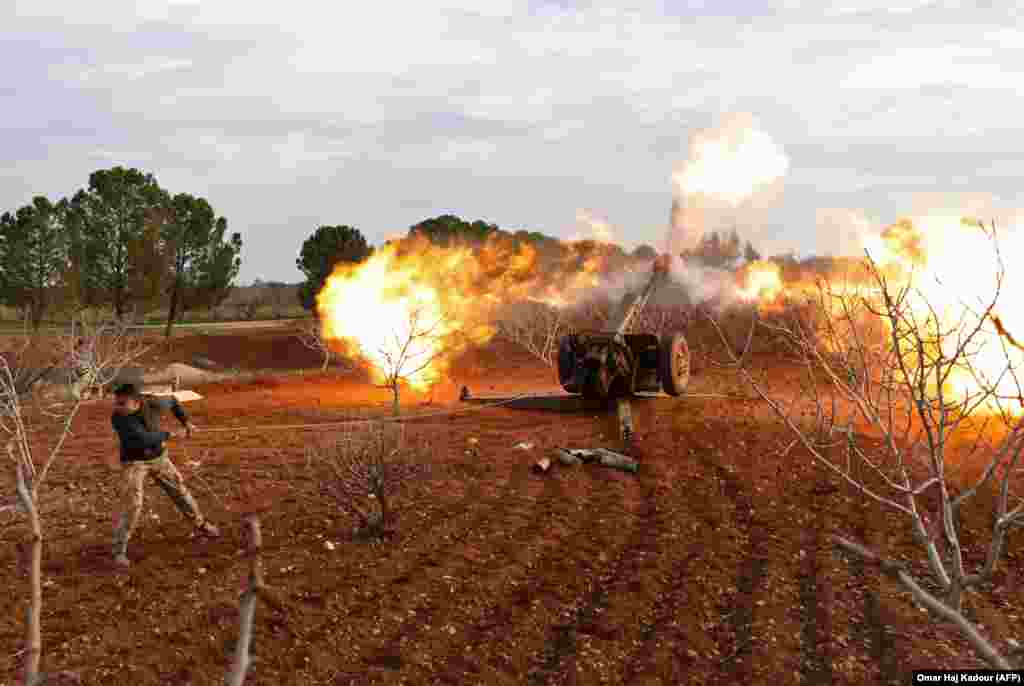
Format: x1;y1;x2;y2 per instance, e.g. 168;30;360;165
150;396;198;435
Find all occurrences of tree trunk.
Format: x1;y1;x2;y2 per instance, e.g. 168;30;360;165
391;385;400;417
164;277;181;339
30;301;45;331
114;289;125;323
26;508;42;684
321;350;330;372
227;514;263;686
14;461;42;684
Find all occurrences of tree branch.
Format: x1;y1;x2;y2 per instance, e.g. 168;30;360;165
833;535;1011;669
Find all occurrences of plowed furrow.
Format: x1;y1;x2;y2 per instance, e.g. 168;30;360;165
347;464;607;682
520;471;653;684
406;465;642;684
607;454;736;684
693;453;767;686
853;497;903;685
798;479;835;685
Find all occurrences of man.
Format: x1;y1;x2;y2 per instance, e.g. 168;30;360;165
110;383;220;567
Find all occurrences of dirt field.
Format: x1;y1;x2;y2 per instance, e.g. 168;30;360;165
2;328;1022;685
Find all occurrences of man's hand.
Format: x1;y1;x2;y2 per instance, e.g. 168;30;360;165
185;422;198;438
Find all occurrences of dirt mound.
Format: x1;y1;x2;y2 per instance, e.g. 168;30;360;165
109;362;227;388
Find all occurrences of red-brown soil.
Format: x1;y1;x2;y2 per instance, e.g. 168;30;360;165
2;328;1022;685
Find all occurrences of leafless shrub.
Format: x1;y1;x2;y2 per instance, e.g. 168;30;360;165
309;422;431;539
60;317;154;399
712;222;1024;668
497;301;571;380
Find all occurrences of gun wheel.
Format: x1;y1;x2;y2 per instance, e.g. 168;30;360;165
659;332;690;396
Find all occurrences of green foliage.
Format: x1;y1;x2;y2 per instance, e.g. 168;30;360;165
0;197;68;328
408;214;498;247
161;193;242;336
296;225;373;310
0;166;241;330
63;167;170;319
405;214;636;281
512;229;555;246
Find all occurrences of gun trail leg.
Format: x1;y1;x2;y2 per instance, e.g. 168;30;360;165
616;397;634;450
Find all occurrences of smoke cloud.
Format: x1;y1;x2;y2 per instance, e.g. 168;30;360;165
667;113;789;257
571;208;617;243
814;208;877;257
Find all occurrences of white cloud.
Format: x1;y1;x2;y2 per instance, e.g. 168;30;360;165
2;1;1022;282
840;46;1023;91
54;57;195;86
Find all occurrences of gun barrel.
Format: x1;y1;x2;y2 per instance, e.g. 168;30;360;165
612;254;669;337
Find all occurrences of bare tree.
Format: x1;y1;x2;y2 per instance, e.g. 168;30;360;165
712;225;1024;668
225;482;285;686
374;303;449;416
60;317;154;401
294;318;345;373
310;422;431;539
497;301;570;380
3;318;149;684
227;512;264;686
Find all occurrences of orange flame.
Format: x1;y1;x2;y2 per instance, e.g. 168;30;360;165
315;233;611;389
737;260;784;303
863;217;1024;409
738;216;1024;413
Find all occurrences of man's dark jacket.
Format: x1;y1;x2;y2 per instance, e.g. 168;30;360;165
111;395;189;463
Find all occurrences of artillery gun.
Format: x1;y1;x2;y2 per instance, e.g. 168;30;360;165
557;254;690;400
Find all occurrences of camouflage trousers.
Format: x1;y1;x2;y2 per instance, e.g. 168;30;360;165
112;451;207;556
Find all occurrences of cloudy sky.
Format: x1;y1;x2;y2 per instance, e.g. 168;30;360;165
3;1;1021;284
